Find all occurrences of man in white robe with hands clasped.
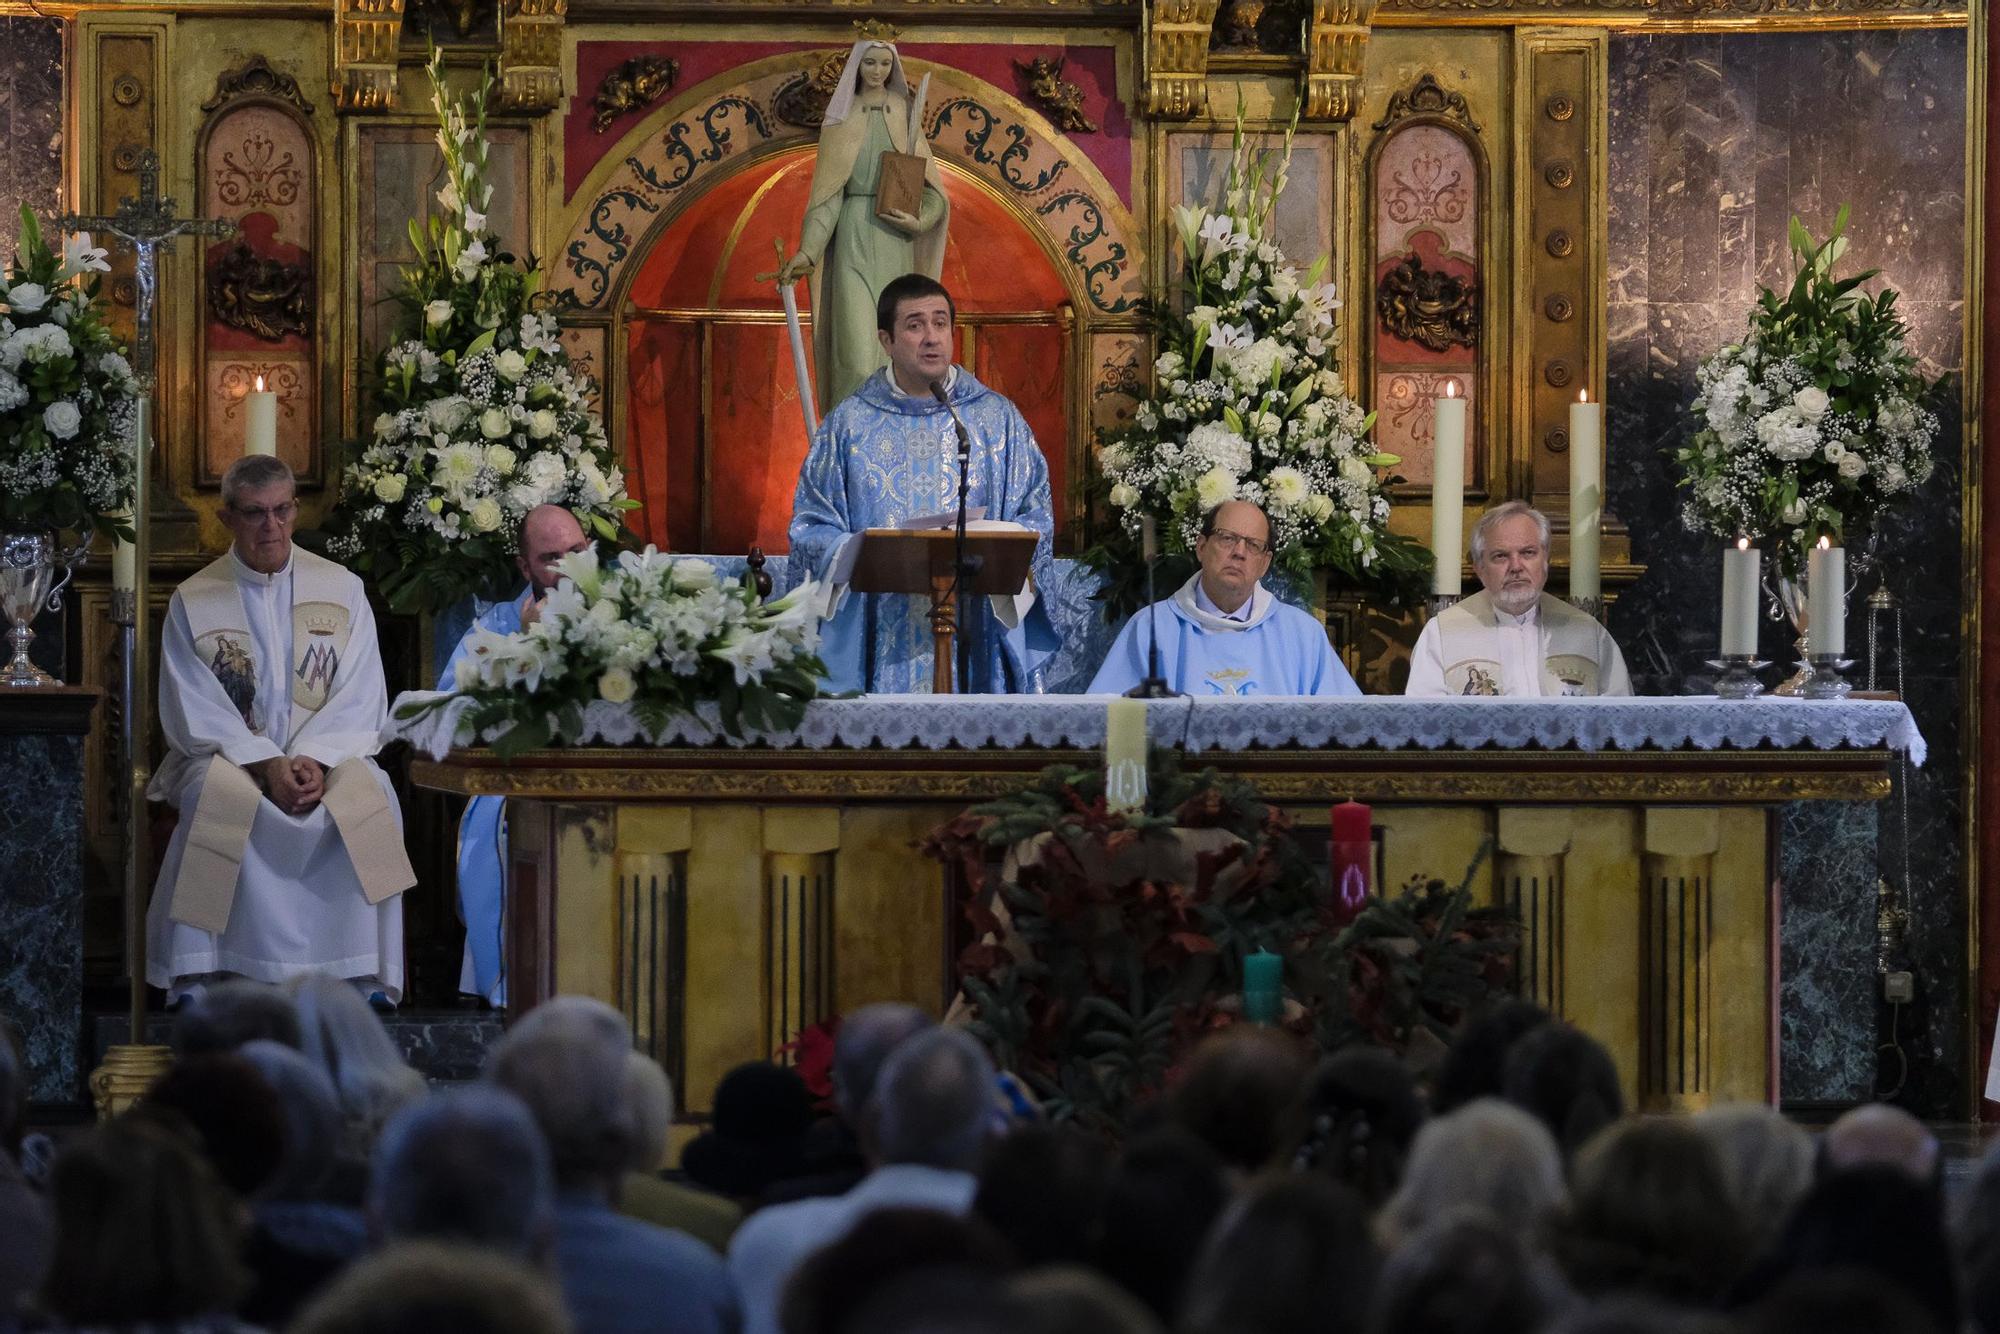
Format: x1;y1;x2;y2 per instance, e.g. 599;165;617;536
147;455;415;1006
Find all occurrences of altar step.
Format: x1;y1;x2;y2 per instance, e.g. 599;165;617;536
87;1008;504;1086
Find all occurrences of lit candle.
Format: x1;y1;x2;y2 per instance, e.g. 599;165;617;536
245;374;278;456
1329;799;1373;927
1105;698;1148;815
1720;538;1760;658
1807;537;1845;658
1431;381;1466;596
1242;950;1282;1026
110;508;135;593
1569;389;1602;603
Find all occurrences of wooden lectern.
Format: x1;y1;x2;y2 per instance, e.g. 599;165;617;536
849;528;1038;693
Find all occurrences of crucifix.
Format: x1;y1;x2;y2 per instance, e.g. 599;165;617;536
61;149;236;1102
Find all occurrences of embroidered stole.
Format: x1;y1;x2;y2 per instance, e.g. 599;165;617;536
1433;591;1608;697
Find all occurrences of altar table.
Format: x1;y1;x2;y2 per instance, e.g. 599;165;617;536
394;695;1922;1123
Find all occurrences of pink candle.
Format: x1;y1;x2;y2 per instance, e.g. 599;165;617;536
1329;800;1373;926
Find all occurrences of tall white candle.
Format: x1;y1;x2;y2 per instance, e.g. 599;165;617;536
1568;390;1602;602
1720;538;1759;657
1807;538;1846;657
245;374;278;456
111;508;135;593
1431;382;1466;596
1105;698;1148;815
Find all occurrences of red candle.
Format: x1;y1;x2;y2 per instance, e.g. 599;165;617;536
1329;800;1373;927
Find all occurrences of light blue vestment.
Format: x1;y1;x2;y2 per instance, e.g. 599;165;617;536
789;365;1059;693
1087;577;1361;697
437;594;526;1004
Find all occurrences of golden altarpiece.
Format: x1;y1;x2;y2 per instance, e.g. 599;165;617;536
42;0;1979;1122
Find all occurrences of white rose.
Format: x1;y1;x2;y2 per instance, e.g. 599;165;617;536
1339;456;1374;487
425;300;453;327
670;559;718;593
527;409;560;440
1255;411;1282;439
1109;482;1139;509
1302;493;1336;522
5;283;48;314
597;666;637;704
42;400;81;439
426;397;470;432
469;497;504;532
373;412;397;439
1266;466;1306;509
1780;499;1809;525
373;474;408;503
1793;386;1830;421
479;408;511;439
1155;351;1184;380
495;349;528;381
1837;452;1868;479
485;445;517;475
1194;466;1236;509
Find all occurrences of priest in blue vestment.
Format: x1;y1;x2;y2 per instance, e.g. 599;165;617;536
789;274;1060;693
1089;500;1361;697
436;503;592;1006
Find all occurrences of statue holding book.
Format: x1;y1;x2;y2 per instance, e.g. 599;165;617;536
777;37;951;409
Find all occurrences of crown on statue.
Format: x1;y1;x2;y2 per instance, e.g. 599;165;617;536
854;18;900;41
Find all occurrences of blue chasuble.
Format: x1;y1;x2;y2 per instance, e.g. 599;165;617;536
1087;576;1361;697
789;365;1059;694
437;594;526;1003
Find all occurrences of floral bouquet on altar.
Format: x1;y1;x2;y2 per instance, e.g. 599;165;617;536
319;51;634;614
1673;207;1941;578
1082;117;1429;616
0;205;140;539
398;547;826;756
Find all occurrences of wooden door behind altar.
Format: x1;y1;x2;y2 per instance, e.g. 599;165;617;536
623;148;1075;558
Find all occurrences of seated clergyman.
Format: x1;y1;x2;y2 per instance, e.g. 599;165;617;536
1088;499;1361;697
1406;500;1632;698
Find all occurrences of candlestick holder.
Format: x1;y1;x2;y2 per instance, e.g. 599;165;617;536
1428;592;1461;620
110;589;137;628
1572;595;1605;624
1703;655;1770;699
1803;654;1854;700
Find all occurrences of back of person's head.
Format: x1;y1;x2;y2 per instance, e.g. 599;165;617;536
1691;1103;1814;1255
289;1241;573;1334
1822;1102;1940;1184
1543;1299;1723;1334
835;1267;1028;1334
1167;1027;1309;1174
1432;1001;1552;1116
1749;1164;1958;1334
1180;1174;1379;1334
1550;1117;1745;1308
140;1050;287;1197
624;1052;674;1173
170;978;302;1057
778;1207;1011;1334
1501;1023;1622;1159
369;1085;555;1256
1008;1266;1161;1334
1743;1268;1942;1334
236;1038;343;1201
1289;1045;1425;1209
1368;1210;1554;1334
289;974;425;1149
1092;1127;1228;1324
866;1027;995;1171
486;996;637;1192
834;1002;934;1119
1379;1098;1565;1247
680;1060;815;1197
41;1113;250;1324
972;1123;1111;1267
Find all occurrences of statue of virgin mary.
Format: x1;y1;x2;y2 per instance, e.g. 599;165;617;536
778;40;951;409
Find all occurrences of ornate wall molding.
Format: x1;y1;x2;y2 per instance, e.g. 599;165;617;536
1304;0;1378;121
497;0;568;112
1146;0;1222;119
1373;71;1479;133
202;55;316;118
331;0;407;112
592;55;679;133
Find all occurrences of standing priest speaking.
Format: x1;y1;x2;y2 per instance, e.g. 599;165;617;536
788;273;1060;693
147;455;415;1008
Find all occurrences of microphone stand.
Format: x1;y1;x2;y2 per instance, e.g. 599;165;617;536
1126;514;1179;699
931;379;983;693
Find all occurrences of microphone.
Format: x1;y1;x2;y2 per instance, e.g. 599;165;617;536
1125;513;1179;699
930;378;971;461
932;376;982;692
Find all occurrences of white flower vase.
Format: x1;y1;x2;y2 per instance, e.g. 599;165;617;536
1;532;89;688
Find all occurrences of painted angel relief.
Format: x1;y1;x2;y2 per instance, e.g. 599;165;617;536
201;104;317;481
1372;124;1479;488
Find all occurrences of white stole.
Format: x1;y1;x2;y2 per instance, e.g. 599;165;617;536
1431;591;1613;697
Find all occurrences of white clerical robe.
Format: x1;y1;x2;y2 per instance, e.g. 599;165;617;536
1405;590;1632;697
146;548;408;999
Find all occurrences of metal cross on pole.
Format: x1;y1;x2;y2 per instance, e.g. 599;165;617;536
60;151;236;1094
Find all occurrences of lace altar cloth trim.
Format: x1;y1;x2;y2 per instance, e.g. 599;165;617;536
387;694;1925;767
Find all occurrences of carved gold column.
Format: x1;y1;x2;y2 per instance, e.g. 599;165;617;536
1304;0;1379;123
1146;0;1223;119
331;0;405;113
497;0;568;113
1496;808;1572;1012
616;807;692;1091
763;810;839;1061
1640;808;1719;1113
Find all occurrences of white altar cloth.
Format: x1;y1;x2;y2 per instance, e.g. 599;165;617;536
387;693;1925;768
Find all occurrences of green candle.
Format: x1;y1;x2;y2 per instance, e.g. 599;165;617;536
1243;949;1282;1025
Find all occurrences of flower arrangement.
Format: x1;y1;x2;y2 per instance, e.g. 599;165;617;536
0;205;140;539
1083;117;1430;614
402;546;826;757
1672;208;1941;578
320;51;634;613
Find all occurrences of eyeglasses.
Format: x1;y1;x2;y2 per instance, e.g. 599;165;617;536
1206;528;1270;557
230;501;298;525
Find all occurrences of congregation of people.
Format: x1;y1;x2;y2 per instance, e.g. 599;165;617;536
3;983;1997;1334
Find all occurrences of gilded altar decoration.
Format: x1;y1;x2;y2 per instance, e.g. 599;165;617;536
1016;57;1098;135
1375;253;1477;353
1213;0;1310;51
331;0;406;111
208;246;312;342
1147;0;1224;118
1372;72;1479;134
774;52;849;129
591;55;679;133
1086;115;1430;617
201;55;316;118
1671;208;1942;578
320;53;631;613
